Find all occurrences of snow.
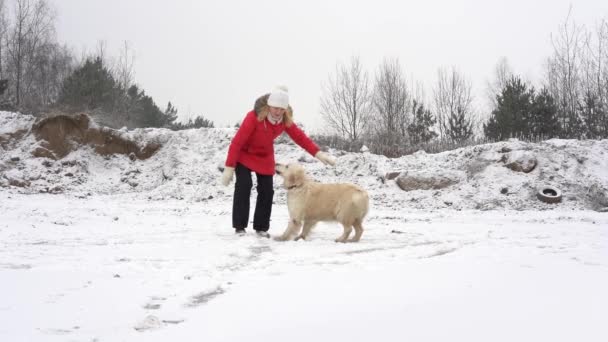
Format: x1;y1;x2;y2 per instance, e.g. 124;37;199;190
1;111;607;341
0;111;35;135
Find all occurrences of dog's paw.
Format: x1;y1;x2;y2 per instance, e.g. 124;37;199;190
273;235;288;242
295;235;307;241
335;238;347;243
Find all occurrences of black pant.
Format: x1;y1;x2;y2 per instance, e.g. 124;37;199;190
232;163;274;231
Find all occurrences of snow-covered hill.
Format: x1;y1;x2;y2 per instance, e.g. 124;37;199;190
1;111;607;211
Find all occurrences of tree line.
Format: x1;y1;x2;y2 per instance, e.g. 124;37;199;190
0;0;213;130
320;13;608;156
2;1;604;144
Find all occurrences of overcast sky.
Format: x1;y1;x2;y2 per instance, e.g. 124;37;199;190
53;0;607;131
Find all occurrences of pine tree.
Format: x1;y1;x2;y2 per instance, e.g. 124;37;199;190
447;106;473;142
530;87;560;138
164;102;178;128
120;84;141;126
139;95;164;127
484;76;533;140
558;97;584;139
407;100;437;144
56;57;117;112
579;92;608;139
483;116;500;141
57;57;177;129
170;115;215;130
121;84;165;128
192;115;214;128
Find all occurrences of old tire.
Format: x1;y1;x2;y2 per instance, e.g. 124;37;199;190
537;186;562;204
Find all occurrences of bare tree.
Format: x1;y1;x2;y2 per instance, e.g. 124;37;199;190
0;0;8;80
545;9;586;137
5;0;30;106
600;19;608;104
544;9;608;138
5;0;57;110
372;57;410;141
26;41;73;109
111;41;136;126
582;19;608;103
114;41;135;92
320;55;372;141
579;18;608;138
603;20;608;104
411;80;427;106
433;66;475;141
485;57;513;109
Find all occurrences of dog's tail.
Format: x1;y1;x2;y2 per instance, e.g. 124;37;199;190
353;189;370;220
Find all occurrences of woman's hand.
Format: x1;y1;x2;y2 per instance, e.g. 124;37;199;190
221;166;235;186
315;151;336;166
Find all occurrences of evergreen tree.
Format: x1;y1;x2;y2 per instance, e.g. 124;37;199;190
138;93;164;127
530;87;560;138
124;84;143;125
57;57;178;129
483;116;501;141
171;115;215;130
579;92;608;139
164;102;178;128
56;57;118;112
558;97;584;139
484;76;533;140
192;115;214;128
446;106;474;142
407;100;437;144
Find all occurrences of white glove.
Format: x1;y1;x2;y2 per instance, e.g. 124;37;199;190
315;151;336;166
221;166;235;186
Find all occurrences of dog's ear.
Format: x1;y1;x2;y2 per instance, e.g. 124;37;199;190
287;168;305;187
293;168;305;185
287;173;296;187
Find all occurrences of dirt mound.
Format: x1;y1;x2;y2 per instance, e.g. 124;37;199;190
31;113;161;160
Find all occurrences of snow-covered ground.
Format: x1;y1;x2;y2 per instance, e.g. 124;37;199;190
1;111;607;341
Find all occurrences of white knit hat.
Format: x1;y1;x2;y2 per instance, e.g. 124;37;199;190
267;85;289;109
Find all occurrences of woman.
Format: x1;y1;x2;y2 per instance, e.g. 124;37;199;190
221;85;335;237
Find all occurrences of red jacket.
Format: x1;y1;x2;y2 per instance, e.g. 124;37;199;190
225;110;320;175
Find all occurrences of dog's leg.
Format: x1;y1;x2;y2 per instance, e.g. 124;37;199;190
274;219;301;241
296;220;317;241
348;220;364;242
335;223;353;243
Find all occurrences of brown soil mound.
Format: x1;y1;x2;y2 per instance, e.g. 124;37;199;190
31;113;161;160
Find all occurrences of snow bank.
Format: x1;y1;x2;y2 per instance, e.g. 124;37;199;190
1;111;607;211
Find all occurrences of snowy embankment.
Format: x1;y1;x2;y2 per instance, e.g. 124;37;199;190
1;111;607;341
2;111;607;211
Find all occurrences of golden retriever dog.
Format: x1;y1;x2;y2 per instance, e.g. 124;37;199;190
274;163;369;243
